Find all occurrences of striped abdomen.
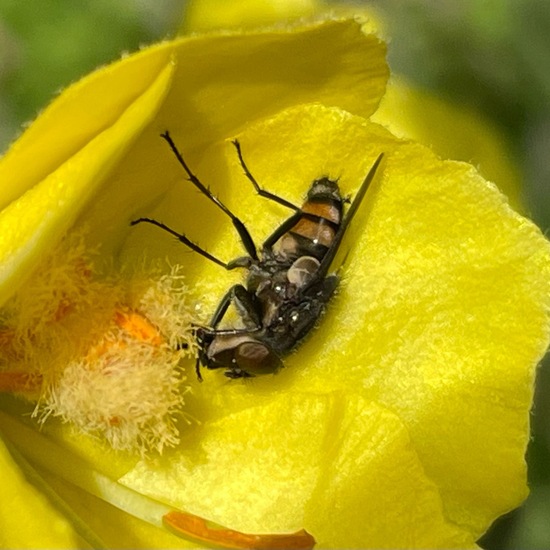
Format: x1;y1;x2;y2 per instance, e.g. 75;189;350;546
275;177;343;262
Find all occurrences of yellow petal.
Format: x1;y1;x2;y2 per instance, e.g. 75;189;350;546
0;59;175;306
155;19;387;143
0;437;81;548
0;44;174;210
0;410;194;547
121;392;476;548
303;395;475;548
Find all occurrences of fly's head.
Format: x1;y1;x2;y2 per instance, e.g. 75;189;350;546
196;329;283;379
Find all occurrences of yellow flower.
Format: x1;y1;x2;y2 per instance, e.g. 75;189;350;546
1;10;549;550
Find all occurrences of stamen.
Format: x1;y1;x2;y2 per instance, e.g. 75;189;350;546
0;230;195;453
163;510;316;550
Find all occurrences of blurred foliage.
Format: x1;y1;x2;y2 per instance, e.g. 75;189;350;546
0;0;549;548
0;0;183;151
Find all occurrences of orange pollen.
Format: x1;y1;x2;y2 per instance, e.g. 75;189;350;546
114;308;164;346
83;308;165;367
108;416;121;426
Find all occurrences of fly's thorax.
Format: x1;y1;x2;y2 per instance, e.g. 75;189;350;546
255;270;293;327
265;273;340;354
246;259;286;293
258;257;325;347
306;177;341;202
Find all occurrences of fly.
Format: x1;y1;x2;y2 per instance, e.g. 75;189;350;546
132;131;383;380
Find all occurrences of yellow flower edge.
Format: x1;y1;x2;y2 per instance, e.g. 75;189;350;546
119;103;550;547
0;62;175;306
372;77;524;211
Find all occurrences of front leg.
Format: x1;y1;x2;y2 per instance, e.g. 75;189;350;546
195;285;263;380
207;284;262;331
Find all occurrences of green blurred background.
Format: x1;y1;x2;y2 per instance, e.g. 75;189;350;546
0;1;548;548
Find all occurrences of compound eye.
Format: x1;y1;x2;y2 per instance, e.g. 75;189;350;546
235;342;283;376
208;347;236;368
287;256;320;287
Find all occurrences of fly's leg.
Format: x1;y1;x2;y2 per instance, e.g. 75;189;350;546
195;285;262;380
206;285;262;331
130;218;236;270
232;139;300;212
161;131;258;260
232;139;332;253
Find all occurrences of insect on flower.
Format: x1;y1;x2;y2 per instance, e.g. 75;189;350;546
132;132;383;380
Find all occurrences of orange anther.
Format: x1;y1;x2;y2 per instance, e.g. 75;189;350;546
108;416;121;426
163;510;316;550
114;309;164;346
